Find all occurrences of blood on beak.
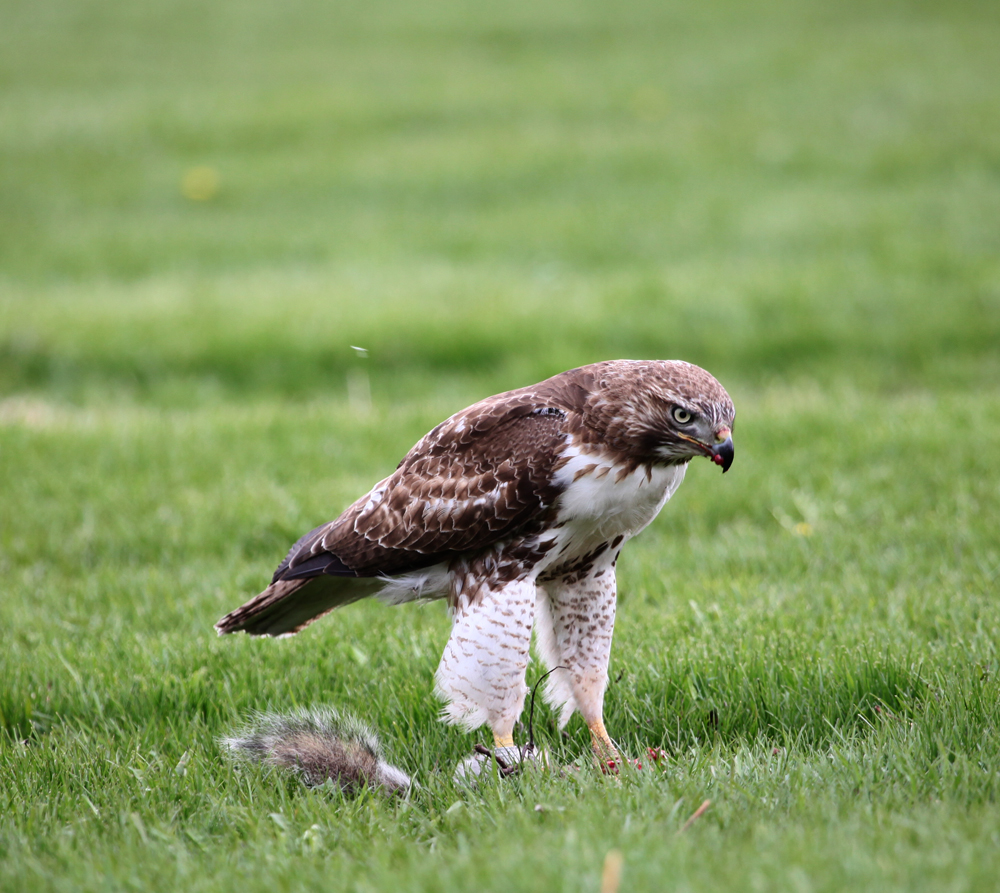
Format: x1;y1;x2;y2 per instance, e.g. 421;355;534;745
710;434;734;473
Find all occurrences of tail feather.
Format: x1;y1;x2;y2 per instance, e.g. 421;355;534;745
215;576;381;637
222;707;410;794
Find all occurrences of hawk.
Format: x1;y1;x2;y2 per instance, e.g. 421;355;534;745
217;360;735;767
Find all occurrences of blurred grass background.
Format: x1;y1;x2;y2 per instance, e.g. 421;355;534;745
2;0;998;400
2;0;1000;891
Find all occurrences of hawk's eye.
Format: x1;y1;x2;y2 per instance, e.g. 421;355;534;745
671;406;694;425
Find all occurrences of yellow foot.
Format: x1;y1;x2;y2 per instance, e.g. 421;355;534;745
588;720;623;773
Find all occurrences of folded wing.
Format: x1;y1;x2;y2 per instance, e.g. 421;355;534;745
216;398;572;637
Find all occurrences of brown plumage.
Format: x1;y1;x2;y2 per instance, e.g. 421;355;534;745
217;360;735;768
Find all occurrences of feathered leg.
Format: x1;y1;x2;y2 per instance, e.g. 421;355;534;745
435;576;536;747
534;565;620;765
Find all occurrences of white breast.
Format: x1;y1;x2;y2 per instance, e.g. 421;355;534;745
552;448;688;543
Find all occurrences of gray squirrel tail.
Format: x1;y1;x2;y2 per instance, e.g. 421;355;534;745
222;707;411;795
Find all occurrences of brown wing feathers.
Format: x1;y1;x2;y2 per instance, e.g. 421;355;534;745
214;576;383;637
216;396;574;637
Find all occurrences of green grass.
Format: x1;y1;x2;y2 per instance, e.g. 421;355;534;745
2;0;1000;889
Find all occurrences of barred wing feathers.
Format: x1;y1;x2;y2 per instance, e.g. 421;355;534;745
216;390;578;637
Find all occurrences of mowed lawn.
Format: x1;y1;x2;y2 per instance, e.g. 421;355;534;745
2;0;1000;890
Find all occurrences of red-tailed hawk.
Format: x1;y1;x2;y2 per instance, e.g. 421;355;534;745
217;360;735;768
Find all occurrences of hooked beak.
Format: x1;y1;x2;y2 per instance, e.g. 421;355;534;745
708;426;734;473
710;435;734;473
675;426;735;473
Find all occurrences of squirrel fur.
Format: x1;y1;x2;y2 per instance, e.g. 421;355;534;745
222;707;410;795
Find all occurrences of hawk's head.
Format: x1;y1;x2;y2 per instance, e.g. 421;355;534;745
587;360;735;471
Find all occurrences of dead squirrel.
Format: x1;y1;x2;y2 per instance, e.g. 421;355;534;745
222;707;410;795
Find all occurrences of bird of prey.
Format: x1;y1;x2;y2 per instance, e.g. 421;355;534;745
217;360;735;767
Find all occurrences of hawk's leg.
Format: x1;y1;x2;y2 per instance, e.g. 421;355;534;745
435;576;536;746
534;565;620;765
